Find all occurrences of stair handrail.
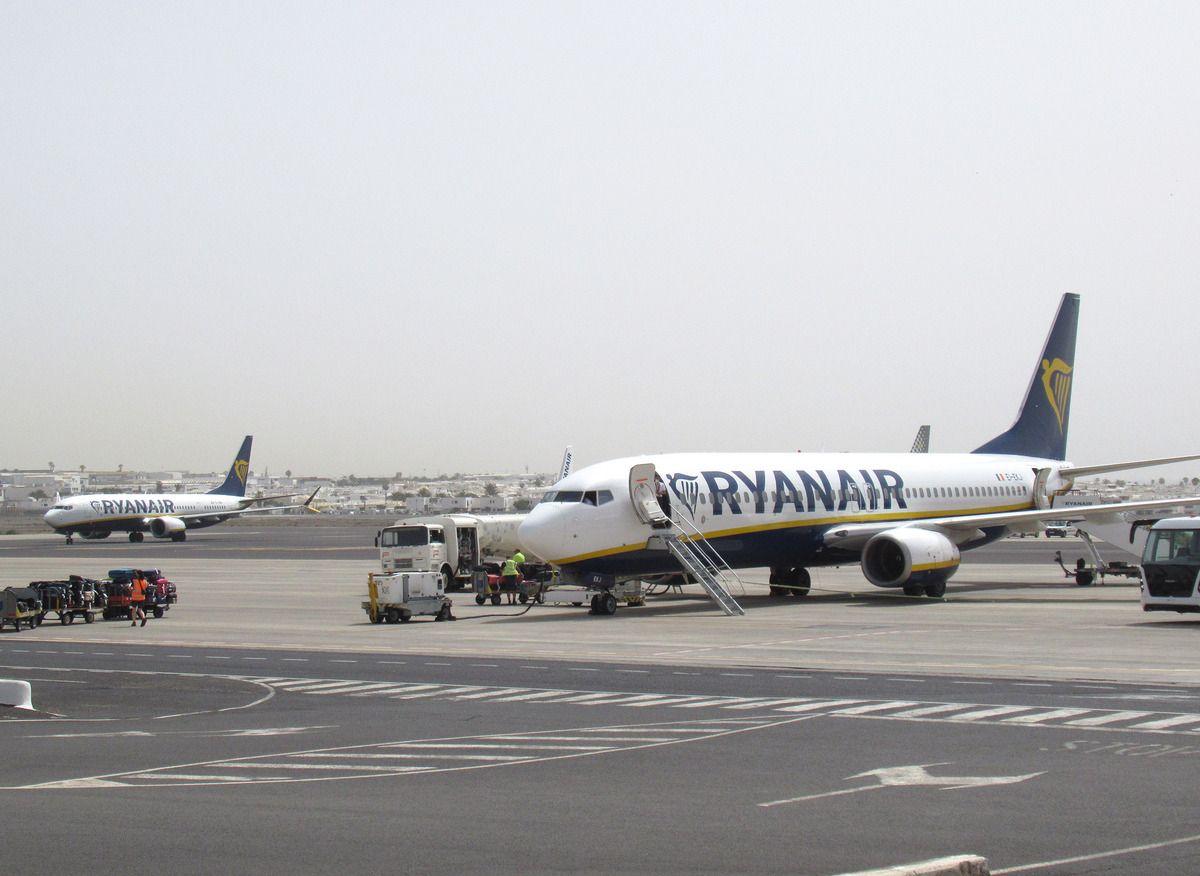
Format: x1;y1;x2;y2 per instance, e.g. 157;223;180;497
665;511;745;595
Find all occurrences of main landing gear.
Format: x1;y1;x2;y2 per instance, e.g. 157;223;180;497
768;566;811;598
903;579;947;598
589;592;618;616
128;532;144;543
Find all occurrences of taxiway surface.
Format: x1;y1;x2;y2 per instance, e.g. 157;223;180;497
2;525;1198;875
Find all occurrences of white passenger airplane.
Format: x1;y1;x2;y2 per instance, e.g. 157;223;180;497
518;294;1200;603
43;436;319;543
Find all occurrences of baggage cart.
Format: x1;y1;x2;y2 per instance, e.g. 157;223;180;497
2;587;44;632
30;576;100;625
472;568;503;606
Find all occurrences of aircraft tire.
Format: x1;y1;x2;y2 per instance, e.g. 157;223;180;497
903;584;925;597
1075;570;1094;587
924;579;947;598
600;592;617;616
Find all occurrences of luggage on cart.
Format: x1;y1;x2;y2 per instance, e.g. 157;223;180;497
29;577;100;625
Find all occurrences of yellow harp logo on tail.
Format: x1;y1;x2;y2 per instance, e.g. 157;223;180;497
234;459;250;485
1041;358;1072;434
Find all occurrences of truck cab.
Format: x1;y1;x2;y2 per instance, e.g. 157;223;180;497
1140;518;1200;613
378;524;448;579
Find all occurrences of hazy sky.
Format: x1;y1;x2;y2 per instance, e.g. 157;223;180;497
4;2;1198;479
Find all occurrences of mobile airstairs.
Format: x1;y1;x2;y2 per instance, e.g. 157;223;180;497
628;462;745;616
660;516;745;616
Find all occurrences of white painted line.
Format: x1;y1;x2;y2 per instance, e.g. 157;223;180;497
888;704;973;719
671;698;747;709
1128;714;1200;730
777;699;863;713
722;699;812;711
383;743;612;751
211;762;426;772
487;735;674;744
832;701;921;716
391;686;483;700
485;690;573;702
448;688;532;700
993;830;1200;874
547;692;637;704
321;683;405;696
1003;708;1093;724
279;681;367;692
1064;711;1154;727
136;773;259;782
623;696;715;708
948;706;1035;721
291;753;534;762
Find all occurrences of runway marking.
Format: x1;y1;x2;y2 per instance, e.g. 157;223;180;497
993;830;1200;874
234;676;1200;736
8;715;806;789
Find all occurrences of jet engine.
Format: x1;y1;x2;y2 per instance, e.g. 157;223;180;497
149;516;187;539
861;528;960;597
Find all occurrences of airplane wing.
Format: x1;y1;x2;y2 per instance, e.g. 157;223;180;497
822;495;1200;551
175;487;323;523
1060;453;1200;480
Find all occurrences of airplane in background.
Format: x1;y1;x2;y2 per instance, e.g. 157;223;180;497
43;436;319;543
518;294;1200;610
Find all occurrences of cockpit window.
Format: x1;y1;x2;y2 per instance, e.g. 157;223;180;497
555;490;584;503
597;489;613;505
53;504;72;510
541;491;557;503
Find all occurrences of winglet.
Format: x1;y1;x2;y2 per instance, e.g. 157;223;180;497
303;486;322;512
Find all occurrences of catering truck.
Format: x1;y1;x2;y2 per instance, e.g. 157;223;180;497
375;514;526;590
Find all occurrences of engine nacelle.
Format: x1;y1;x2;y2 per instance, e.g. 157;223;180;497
149;516;187;538
861;528;960;590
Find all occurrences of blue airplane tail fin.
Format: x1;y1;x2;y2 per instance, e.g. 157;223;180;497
973;294;1079;461
209;436;253;496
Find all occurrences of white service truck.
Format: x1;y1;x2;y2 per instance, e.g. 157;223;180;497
375;514;526;591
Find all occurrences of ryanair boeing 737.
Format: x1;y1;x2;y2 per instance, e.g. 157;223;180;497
43;436;319;543
518;295;1200;611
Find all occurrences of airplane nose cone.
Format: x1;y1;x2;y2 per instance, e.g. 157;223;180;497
518;508;563;563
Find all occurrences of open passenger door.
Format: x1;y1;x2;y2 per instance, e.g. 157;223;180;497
629;463;670;527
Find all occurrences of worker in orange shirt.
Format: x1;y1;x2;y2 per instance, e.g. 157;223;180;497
130;570;148;628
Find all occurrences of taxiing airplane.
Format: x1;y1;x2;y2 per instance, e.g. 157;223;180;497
43;436;319;543
518;294;1200;603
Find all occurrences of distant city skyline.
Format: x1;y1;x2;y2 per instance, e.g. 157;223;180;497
4;4;1198;476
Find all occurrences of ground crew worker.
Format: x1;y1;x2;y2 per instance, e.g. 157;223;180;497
130;570;148;627
500;555;519;604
